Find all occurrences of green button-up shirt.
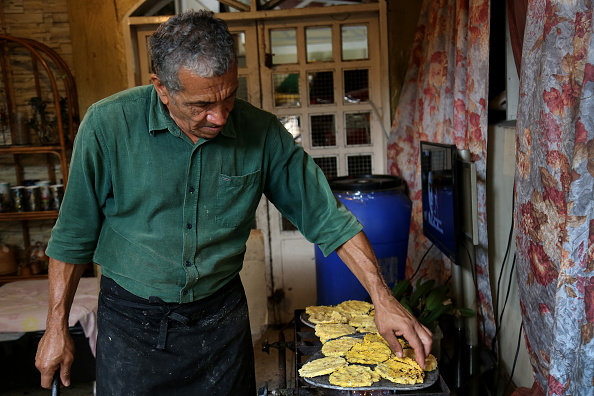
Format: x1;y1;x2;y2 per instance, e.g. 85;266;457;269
46;85;362;303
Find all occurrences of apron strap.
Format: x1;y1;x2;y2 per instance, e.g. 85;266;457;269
148;296;191;350
101;292;191;350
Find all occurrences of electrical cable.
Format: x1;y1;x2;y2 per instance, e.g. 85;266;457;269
491;252;517;395
462;242;486;344
410;243;434;281
485;181;517;394
492;188;516;354
498;253;517;326
503;320;524;396
368;99;390;141
492;253;517;345
495;206;515;316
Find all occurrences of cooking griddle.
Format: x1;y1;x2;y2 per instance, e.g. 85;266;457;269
299;332;439;392
301;350;439;391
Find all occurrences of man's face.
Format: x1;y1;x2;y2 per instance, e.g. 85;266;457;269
152;64;239;143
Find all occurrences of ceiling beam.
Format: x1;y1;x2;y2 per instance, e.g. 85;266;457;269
219;0;251;11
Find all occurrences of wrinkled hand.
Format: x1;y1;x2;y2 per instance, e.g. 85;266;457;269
35;326;75;389
373;295;433;369
333;231;433;368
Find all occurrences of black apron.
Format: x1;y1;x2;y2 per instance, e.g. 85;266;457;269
95;275;256;395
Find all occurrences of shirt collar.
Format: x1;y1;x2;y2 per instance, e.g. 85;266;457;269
147;85;236;140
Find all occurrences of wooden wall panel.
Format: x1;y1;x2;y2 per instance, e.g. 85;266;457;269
387;0;422;120
66;0;138;114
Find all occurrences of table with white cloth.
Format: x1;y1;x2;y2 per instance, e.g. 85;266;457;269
0;277;98;356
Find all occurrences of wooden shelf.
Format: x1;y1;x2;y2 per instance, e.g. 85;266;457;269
0;35;79;284
0;211;59;221
0;145;64;155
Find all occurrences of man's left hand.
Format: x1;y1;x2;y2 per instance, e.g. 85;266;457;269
335;231;433;369
372;291;433;369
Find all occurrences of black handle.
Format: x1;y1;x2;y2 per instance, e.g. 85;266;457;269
51;369;60;396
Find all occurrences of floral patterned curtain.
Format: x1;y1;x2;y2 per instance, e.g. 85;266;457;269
514;0;594;394
387;0;495;345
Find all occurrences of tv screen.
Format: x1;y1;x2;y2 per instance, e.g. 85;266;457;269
420;141;459;263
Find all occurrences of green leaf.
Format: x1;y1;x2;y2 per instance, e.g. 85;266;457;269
425;284;449;310
458;307;476;317
415;277;424;289
400;296;411;308
420;305;446;326
410;279;435;306
392;279;410;300
442;304;455;315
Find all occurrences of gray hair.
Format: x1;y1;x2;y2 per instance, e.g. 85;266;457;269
148;10;236;93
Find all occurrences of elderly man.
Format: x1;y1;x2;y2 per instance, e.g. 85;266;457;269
35;10;432;395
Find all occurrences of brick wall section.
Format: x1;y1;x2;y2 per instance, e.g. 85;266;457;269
1;0;75;124
2;0;74;70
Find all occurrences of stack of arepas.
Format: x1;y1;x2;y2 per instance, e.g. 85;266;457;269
299;300;437;388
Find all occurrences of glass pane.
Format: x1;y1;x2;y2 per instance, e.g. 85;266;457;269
279;115;302;144
313;157;338;179
232;33;246;68
308;71;334;105
306;27;333;63
342;25;368;60
345;112;371;145
347;154;372;175
274;73;300;107
271;29;297;64
344;69;369;103
237;76;248;102
310;114;336;147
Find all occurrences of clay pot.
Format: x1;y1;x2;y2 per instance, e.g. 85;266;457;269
0;243;18;275
28;241;49;275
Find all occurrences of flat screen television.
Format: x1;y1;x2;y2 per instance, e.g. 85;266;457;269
420;141;459;263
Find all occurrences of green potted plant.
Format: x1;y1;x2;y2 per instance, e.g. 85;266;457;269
392;277;475;357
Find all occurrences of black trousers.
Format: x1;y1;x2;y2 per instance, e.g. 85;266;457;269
96;275;256;396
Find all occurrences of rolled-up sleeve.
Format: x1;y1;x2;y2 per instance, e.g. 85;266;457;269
262;117;362;257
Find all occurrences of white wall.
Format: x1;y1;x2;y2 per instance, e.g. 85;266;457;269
505;5;520;122
487;122;533;387
240;229;268;336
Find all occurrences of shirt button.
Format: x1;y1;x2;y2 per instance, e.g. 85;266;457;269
189;187;195;193
182;290;188;296
185;261;191;267
186;223;192;229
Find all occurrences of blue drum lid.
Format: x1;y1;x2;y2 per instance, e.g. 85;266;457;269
328;174;408;194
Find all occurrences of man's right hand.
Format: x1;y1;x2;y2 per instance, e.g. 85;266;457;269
35;258;86;389
35;325;76;388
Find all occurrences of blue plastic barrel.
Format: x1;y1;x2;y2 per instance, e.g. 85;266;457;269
315;175;412;305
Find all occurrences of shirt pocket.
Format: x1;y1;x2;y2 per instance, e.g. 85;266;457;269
215;170;262;228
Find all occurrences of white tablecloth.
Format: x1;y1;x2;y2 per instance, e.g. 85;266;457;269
0;277;98;355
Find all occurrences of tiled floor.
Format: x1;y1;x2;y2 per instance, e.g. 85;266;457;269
253;324;297;392
0;325;292;396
